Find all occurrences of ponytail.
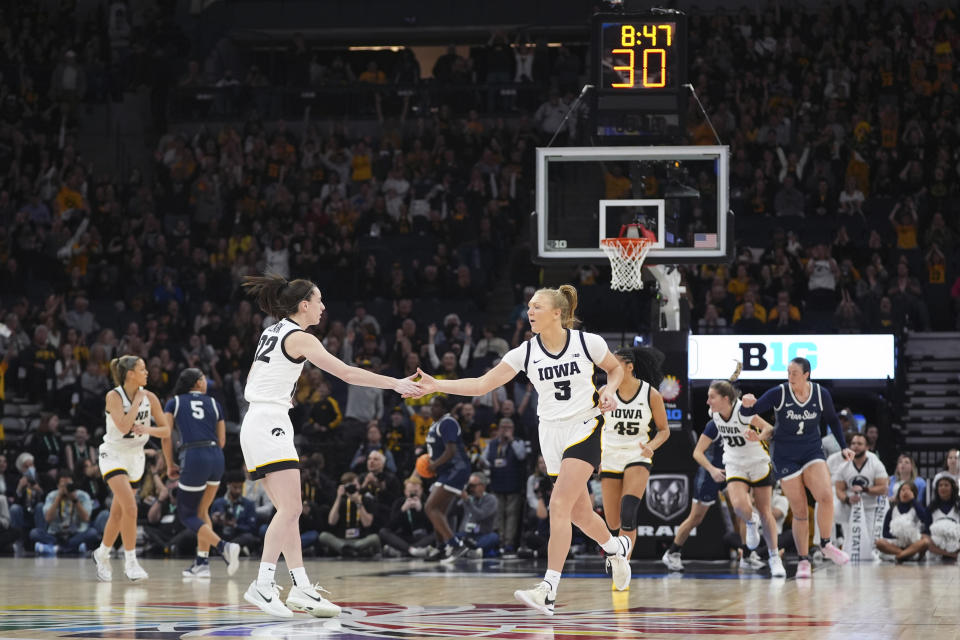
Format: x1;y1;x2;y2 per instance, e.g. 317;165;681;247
536;284;580;329
709;360;743;404
110;355;141;387
172;367;205;396
242;273;318;319
615;346;665;387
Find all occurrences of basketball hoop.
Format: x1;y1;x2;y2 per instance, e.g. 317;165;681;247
600;236;653;291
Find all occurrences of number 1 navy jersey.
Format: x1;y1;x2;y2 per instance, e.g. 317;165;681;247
502;329;609;422
244;318;306;407
702;399;769;467
603;381;654;447
164;392;223;444
742;382;845;451
426;413;470;474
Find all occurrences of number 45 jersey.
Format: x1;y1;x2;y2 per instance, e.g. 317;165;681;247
244;318;307;408
702;399;770;468
603;381;655;449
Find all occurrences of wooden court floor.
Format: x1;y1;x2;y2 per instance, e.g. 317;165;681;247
0;555;957;639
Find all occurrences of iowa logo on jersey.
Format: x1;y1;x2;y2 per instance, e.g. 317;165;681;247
271;427;285;437
536;361;581;381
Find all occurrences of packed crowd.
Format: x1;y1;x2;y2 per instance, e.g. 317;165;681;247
1;3;959;559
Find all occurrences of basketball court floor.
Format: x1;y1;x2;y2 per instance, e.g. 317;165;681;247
0;555;956;639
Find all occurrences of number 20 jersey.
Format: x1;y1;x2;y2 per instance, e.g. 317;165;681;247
502;329;609;422
603;381;654;448
704;399;769;467
244;318;306;408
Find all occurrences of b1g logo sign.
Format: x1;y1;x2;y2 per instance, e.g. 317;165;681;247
688;334;895;381
739;341;817;372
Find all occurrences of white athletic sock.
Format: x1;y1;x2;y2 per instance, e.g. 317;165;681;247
769;548;779;559
197;551;209;558
257;562;277;587
290;566;310;588
542;569;561;594
98;543;110;555
600;535;623;554
123;549;137;565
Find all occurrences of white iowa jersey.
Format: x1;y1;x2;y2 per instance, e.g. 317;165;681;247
244;318;306;407
604;381;654;448
709;399;769;466
502;329;608;422
835;452;887;510
103;386;151;447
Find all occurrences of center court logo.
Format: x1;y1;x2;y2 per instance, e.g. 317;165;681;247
658;375;682;402
271;427;285;437
646;474;689;521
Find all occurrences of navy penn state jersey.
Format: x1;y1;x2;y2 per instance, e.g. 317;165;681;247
164;392;223;444
701;421;725;469
426;414;470;474
742;381;845;453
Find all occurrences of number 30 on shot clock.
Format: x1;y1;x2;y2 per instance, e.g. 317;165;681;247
596;18;683;91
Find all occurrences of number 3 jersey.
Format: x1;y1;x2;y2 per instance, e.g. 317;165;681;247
603;381;654;448
244;318;307;408
502;329;609;422
702;399;769;467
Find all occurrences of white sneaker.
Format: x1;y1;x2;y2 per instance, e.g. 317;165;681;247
286;583;342;617
821;542;850;565
408;546;428;558
768;555;786;578
182;563;211;578
739;551;765;570
661;549;684;572
124;563;149;582
93;546;112;582
745;512;761;550
605;535;632;591
244;581;293;618
223;542;241;576
514;581;555;615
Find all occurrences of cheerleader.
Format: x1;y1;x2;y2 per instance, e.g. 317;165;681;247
924;476;960;560
875;482;927;562
599;347;669;568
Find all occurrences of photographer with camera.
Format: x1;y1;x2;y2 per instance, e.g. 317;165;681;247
379;476;433;557
318;472;381;557
483;417;527;556
30;468;100;555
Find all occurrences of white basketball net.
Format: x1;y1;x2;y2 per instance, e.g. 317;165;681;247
600;238;653;291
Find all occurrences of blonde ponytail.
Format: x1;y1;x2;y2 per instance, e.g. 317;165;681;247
536;284;581;329
110;355;141;387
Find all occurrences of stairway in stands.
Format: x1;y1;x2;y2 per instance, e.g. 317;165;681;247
901;332;960;479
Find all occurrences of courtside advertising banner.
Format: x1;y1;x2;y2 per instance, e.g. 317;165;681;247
688;334;895;381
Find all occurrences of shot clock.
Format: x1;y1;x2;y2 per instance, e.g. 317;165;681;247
590;12;688;142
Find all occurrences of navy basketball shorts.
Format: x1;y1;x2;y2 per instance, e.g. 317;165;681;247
178;446;225;492
693;466;726;506
434;463;471;495
772;444;826;481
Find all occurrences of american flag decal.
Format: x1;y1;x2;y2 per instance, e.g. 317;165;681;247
694;233;717;248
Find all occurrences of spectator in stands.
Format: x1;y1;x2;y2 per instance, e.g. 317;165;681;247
26;414;65;483
379;476;433;557
889;454;927;508
876;481;928;563
350;424;398;474
0;494;21;554
340;359;385;450
357;450;402;522
211;471;261;554
22;326;57;403
30;468;100;555
483;417;527;555
319;471;381;557
933;449;960;487
65;426;96;473
520;456;551;559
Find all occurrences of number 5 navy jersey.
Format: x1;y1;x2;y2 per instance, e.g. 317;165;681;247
702;399;769;468
164;391;223;443
244;318;306;407
426;413;470;475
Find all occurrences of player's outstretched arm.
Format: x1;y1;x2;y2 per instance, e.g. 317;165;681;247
415;359;517;397
289;331;421;396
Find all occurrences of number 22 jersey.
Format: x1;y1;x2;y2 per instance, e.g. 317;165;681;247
502;329;609;422
244;318;306;408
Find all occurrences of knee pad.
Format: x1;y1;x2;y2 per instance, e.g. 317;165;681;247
177;490;205;533
619;494;642;532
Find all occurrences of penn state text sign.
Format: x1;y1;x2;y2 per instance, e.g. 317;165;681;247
688;334;895;380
